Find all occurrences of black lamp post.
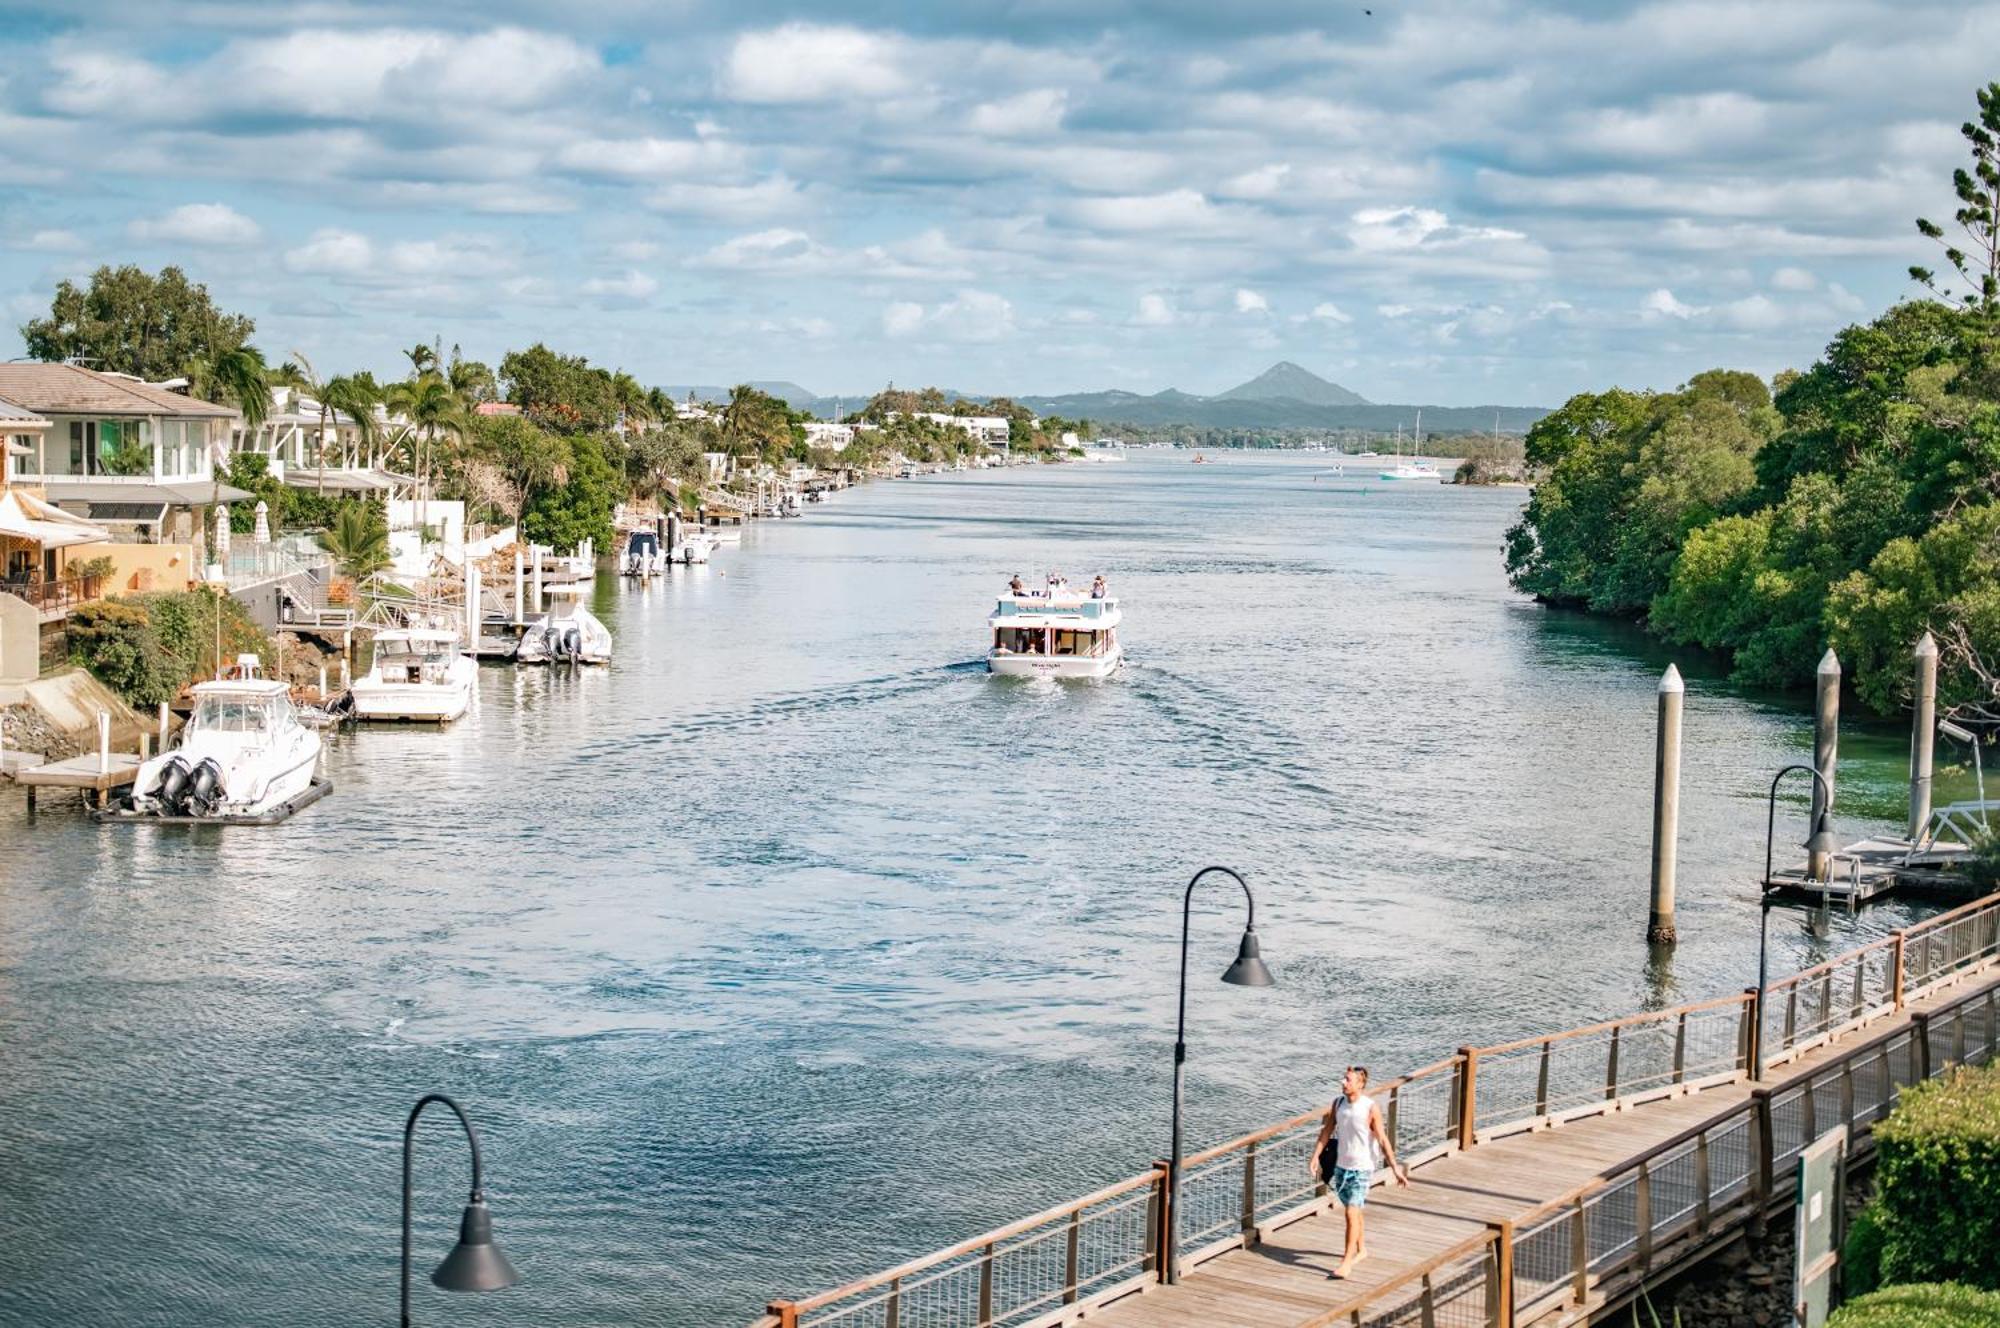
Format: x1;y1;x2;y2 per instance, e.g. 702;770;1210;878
402;1094;519;1326
1166;866;1275;1286
1755;764;1839;1080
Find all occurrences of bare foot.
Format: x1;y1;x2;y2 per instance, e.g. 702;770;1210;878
1331;1259;1353;1281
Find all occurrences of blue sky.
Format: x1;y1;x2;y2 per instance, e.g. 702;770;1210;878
0;0;1991;405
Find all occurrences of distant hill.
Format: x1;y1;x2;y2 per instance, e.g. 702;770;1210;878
658;381;819;409
1213;361;1369;407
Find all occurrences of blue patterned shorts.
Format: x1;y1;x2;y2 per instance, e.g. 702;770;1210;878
1331;1166;1371;1208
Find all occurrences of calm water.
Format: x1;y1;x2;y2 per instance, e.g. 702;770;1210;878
0;453;1961;1327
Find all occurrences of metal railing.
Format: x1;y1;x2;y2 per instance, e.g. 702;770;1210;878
1;573;103;613
754;892;2000;1328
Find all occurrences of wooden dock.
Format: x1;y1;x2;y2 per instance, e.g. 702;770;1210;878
8;752;142;809
1770;836;1979;908
755;894;2000;1328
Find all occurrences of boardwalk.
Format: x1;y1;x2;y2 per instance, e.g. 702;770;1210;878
757;894;2000;1328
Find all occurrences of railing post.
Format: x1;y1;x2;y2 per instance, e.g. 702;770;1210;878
1852;961;1867;1023
1743;988;1763;1082
886;1276;901;1328
1569;1195;1589;1306
1146;1163;1167;1280
1914;1011;1934;1080
1672;1012;1687;1087
1605;1025;1622;1102
1458;1047;1479;1150
1063;1210;1080;1305
1536;1039;1552;1118
767;1301;799;1328
1784;986;1799;1048
1487;1221;1515;1328
1240;1139;1258;1244
1751;1088;1775;1223
1841;1059;1856;1128
1386;1085;1400;1157
1821;971;1835;1039
1694;1129;1712;1231
978;1241;995;1324
1420;1272;1438;1328
1634;1161;1653;1270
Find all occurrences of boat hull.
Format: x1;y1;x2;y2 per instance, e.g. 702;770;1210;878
130;744;320;819
988;650;1123;680
350;679;473;722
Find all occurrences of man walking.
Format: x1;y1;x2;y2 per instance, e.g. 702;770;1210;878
1307;1065;1409;1279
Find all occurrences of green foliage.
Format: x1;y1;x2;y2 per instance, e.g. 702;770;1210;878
470;414;570;529
220;454;346;532
317;503;392;578
499;343;622;433
1504;375;1774;615
721;383;807;463
19;264;254;380
1829;503;2000;712
68;591;269;707
1871;1060;2000;1290
70;555;117;581
1828;1283;2000;1328
1911;81;2000;311
1844;1200;1887;1298
521;431;617;554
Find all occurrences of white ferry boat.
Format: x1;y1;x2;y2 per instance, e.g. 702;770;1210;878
350;628;475;723
987;579;1122;679
129;657;321;818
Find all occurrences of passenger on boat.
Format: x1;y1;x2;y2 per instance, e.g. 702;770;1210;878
1091;575;1107;599
1009;575;1026;596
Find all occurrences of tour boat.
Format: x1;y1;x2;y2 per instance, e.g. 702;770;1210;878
515;586;613;665
987;580;1122;679
350;628;476;723
129;656;322;818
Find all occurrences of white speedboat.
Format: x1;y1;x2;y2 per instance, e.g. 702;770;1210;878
673;533;715;564
623;531;666;576
351;628;475;723
130;657;321;818
987;580;1122;679
516;587;613;665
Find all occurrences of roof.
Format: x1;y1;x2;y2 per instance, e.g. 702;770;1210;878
473;402;522;416
0;488;111;549
42;480;253;508
0;395;52;429
0;363;240;419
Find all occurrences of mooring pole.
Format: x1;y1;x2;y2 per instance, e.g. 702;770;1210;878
1648;664;1684;945
531;545;543;611
465;565;482;650
512;548;525;627
1810;649;1841;881
157;701;169;747
1910;632;1938;842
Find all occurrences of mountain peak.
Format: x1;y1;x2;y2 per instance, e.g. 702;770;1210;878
1214;362;1369;407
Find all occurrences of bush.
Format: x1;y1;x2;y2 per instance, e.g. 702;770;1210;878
1843;1200;1887;1297
68;591;270;707
1827;1283;2000;1327
1873;1060;2000;1290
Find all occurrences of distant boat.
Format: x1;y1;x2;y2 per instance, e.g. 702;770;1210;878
516;587;613;665
988;578;1123;679
351;628;475;723
1191;453;1208;464
1378;409;1443;481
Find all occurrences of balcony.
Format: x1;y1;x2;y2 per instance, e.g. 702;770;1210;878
1;573;105;621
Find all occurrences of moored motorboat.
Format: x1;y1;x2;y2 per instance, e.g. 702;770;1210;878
350;628;476;723
515;587;613;665
128;656;322;818
623;530;665;576
987;577;1122;679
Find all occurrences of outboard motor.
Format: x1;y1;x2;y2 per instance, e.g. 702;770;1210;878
184;759;224;817
152;756;191;814
562;626;583;661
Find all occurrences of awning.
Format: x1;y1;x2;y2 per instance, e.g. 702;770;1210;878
41;480;252;507
0;488;112;549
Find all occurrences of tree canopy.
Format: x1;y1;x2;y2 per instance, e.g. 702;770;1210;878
21;264;255;380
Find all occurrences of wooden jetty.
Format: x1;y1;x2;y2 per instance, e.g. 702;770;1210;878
9;752;142;810
754;893;2000;1328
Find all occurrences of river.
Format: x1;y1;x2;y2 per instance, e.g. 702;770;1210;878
0;451;1963;1326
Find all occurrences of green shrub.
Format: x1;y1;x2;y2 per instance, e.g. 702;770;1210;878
1873;1061;2000;1290
68;591;270;707
1828;1283;2000;1327
1843;1199;1887;1297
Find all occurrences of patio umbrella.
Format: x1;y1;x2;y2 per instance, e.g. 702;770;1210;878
253;500;270;544
214;504;230;564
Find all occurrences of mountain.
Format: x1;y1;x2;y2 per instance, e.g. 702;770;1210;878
1213;361;1369;407
658;381;820;409
1007;388;1546;434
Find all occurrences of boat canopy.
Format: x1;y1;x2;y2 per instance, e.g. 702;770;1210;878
992;597;1118;622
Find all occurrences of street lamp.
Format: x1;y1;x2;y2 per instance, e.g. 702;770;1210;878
402;1094;520;1326
1755;765;1839;1079
1166;866;1275;1286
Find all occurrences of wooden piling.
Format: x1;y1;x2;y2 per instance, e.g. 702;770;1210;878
157;701;169;747
465;565;482;649
96;710;109;776
513;547;525;627
1649;664;1683;945
531;545;543;610
1911;632;1938;842
1811;649;1841;881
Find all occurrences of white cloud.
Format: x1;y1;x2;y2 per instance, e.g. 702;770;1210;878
1640;288;1702;320
1234;288;1269;314
968;89;1067;136
722;24;915;103
284;228;374;276
1771;266;1819;291
1348;206;1520;253
1068;190;1225;234
1219;163;1290;200
881;291;1013;341
555;136;733;180
1133;293;1178;326
696;228;834;274
646;176;804;222
13;228;85;253
128;202;260;247
883;301;926;336
1310;302;1353;324
282;228;514;282
582;269;660;305
610;240;661;262
1715;293;1786;331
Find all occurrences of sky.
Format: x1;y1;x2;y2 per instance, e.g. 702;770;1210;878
0;0;1992;407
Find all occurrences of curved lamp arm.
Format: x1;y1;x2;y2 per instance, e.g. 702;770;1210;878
1178;866;1255;1062
402;1093;486;1328
1764;763;1835;890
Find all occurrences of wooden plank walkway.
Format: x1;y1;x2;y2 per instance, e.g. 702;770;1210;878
1081;974;1996;1328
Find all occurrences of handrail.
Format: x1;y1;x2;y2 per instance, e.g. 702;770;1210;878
781;1168;1162;1315
1178;1055;1461;1169
1764;933;1897;995
1473;991;1749;1057
1294;1228;1497;1328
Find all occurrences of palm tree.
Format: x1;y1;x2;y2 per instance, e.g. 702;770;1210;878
321;374;380;472
385;374;469;532
403;343;437;377
610;371;652;435
318;503;392;579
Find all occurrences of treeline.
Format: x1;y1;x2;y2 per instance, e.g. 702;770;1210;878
856;386;1091;460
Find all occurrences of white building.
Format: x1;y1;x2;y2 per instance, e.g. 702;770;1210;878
912;413;1012;445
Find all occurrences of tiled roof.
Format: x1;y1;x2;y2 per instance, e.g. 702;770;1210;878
0;393;51;427
0;363;239;418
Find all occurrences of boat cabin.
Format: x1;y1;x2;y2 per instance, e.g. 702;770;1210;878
989;593;1119;659
370;629;461;684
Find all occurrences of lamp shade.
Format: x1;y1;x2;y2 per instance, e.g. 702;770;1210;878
1802;813;1840;860
1221;927;1274;987
431;1198;520;1293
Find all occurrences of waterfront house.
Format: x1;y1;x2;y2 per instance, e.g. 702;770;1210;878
911;413;1012;445
237;385;422;502
0;363;248;544
803;421;856;450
